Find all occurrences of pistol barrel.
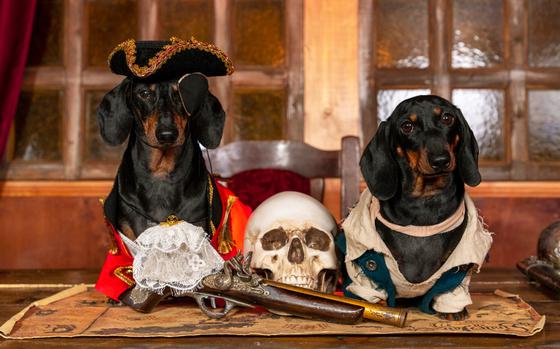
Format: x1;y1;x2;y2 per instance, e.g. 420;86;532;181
264;280;407;327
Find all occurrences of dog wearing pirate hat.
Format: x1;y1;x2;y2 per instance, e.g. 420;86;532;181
95;37;251;303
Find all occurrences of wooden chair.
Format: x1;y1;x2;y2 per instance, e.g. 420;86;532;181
205;136;361;218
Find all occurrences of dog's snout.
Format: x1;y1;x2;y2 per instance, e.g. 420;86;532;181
429;154;451;171
156;127;178;144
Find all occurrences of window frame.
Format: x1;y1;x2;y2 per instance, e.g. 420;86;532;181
2;0;304;180
359;0;560;180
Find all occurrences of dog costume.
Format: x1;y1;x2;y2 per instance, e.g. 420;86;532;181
338;189;492;314
95;37;251;301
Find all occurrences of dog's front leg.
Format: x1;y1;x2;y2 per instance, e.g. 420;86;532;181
432;271;473;321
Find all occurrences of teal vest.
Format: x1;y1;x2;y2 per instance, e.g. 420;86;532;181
336;233;469;314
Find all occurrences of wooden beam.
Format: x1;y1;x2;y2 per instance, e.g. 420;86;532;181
230;70;286;86
213;0;233;143
356;181;560;198
0;181;112;197
431;0;450;99
3;181;560;198
22;67;66;88
507;0;528;180
138;0;159;40
63;0;83;179
468;181;560;198
358;0;375;145
286;0;305;142
304;0;360;150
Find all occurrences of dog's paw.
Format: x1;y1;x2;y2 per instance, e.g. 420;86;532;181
437;308;468;321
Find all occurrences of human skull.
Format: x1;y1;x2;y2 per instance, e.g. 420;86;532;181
244;191;338;293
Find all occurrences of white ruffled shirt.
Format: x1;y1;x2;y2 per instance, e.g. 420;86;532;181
342;190;493;313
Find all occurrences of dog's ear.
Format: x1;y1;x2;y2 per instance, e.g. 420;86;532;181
454;107;481;187
96;78;133;146
360;121;399;200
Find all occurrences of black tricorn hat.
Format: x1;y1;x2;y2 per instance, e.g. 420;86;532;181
108;37;234;81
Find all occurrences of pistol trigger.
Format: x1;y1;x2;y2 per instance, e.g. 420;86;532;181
194;295;226;319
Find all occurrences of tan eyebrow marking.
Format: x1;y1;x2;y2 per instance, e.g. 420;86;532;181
409;114;417;122
434;106;442;116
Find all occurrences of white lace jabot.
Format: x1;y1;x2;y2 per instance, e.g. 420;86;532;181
129;221;224;296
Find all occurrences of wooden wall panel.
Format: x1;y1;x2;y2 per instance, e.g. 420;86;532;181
0;192;558;269
0;197;108;269
474;197;560;267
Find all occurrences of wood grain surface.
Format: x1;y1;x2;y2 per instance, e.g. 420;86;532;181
0;269;558;348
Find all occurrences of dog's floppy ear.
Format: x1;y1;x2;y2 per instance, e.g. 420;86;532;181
454;107;481;187
96;78;133;146
179;73;225;149
360;121;399;200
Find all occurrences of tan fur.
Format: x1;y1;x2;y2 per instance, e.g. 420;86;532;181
119;222;137;240
409;114;417;122
408;146;457;198
434;106;442;116
405;150;419;169
142;114;159;145
149;147;179;177
174;114;187;145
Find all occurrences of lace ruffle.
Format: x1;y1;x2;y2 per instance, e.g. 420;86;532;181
132;221;224;296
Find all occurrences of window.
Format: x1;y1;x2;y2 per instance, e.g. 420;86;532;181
359;0;560;180
3;0;303;180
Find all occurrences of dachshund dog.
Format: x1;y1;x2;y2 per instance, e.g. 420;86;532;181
351;95;487;320
97;73;224;238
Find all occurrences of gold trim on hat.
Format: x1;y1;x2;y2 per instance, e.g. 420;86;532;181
108;36;234;77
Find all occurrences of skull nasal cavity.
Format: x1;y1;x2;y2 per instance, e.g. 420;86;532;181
288;238;305;264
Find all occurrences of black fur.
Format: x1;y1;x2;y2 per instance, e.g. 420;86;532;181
360;95;480;308
97;75;225;237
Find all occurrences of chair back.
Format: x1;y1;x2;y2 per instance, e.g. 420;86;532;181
206;136;360;218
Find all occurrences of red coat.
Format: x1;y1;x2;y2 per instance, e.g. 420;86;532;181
95;182;252;300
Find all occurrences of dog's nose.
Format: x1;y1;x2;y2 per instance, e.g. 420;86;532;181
156;128;178;144
430;154;451;171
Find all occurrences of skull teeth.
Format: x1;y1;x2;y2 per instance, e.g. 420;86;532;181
278;276;317;290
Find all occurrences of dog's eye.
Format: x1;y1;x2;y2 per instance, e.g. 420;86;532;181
138;89;154;100
441;113;455;126
400;121;414;134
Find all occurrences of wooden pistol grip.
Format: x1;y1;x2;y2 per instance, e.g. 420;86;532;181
203;284;364;324
119;286;171;313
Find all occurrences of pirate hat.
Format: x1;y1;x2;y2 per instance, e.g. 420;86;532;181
108;37;233;81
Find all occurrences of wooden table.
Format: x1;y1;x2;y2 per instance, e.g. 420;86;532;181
0;269;558;348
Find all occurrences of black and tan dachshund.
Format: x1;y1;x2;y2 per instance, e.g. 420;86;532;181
97;73;223;238
360;95;481;319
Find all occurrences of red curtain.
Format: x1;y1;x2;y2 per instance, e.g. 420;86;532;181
0;0;37;159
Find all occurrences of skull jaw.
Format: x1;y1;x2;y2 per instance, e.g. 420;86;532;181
253;268;338;293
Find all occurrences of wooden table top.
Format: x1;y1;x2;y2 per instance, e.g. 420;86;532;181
0;268;558;348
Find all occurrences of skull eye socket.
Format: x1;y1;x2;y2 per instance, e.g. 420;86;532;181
260;228;288;250
304;228;331;251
